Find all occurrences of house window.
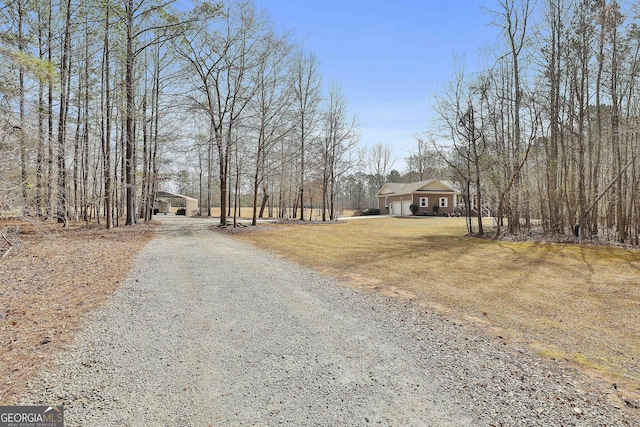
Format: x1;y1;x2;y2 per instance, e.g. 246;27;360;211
439;197;448;208
384;197;388;208
420;197;428;207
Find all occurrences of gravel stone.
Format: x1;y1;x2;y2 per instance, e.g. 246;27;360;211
20;217;640;426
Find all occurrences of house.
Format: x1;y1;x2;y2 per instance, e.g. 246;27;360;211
376;180;461;216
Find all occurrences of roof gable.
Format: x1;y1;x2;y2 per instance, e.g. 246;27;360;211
156;191;198;202
377;183;396;195
416;180;455;192
377;180;458;196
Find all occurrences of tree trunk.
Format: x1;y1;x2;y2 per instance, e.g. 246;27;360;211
125;0;136;225
57;0;73;225
101;0;113;229
258;185;268;219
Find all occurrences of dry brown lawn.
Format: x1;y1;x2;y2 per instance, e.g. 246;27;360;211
0;220;154;403
234;217;640;396
205;206;356;220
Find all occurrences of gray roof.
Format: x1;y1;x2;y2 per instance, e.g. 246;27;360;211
377;180;459;197
155;191;198;202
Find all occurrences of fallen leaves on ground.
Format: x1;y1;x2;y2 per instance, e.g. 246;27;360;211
0;220;154;403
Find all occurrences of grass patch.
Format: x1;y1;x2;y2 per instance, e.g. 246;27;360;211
204;207;356;219
235;217;640;392
537;348;566;361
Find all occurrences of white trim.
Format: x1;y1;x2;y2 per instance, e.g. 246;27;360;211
420;197;428;207
439;197;448;208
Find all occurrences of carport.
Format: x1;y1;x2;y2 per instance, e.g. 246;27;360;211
154;191;199;216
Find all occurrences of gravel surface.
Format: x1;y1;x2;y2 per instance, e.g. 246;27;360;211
21;217;639;426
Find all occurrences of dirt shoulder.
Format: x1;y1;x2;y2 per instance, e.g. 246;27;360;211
0;220;154;403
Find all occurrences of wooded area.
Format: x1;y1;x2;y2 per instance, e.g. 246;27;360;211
2;0;640;246
430;0;640;244
0;0;363;228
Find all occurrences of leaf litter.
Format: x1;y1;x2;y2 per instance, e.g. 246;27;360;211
0;220;154;403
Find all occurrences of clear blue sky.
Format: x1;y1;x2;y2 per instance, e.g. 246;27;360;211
255;0;499;171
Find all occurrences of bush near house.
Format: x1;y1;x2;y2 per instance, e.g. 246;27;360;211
361;208;381;216
409;204;419;215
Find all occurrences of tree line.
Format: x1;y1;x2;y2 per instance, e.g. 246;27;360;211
428;0;640;245
6;0;638;244
0;0;364;228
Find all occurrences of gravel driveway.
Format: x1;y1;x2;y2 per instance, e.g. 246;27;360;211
21;217;639;426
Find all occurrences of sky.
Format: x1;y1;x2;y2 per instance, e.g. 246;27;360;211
254;0;501;171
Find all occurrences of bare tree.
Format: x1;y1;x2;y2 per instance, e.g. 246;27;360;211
367;142;394;190
119;0;196;225
406;136;444;182
100;0;115;228
490;0;533;233
56;0;73;224
538;0;565;234
290;50;322;220
431;65;484;235
249;31;294;225
176;1;268;225
320;81;360;220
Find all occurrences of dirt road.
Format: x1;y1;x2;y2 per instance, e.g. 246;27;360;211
21;217;638;426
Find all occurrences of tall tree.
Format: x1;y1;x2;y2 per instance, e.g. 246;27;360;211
177;1;267;225
320;81;359;221
406;136;442;182
101;0;114;228
605;1;626;241
120;0;192;225
432;66;484;235
56;0;73;224
249;31;294;226
290;50;322;221
540;0;565;234
492;0;532;233
367;142;394;190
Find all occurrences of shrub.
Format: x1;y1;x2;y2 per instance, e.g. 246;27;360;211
433;205;440;215
409;204;419;215
361;208;381;216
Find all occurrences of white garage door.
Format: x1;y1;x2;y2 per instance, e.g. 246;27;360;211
391;200;412;215
391;201;401;215
402;200;412;215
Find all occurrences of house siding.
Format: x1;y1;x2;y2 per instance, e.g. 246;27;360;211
412;193;456;215
376;180;461;216
378;193;457;215
378;195;410;214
